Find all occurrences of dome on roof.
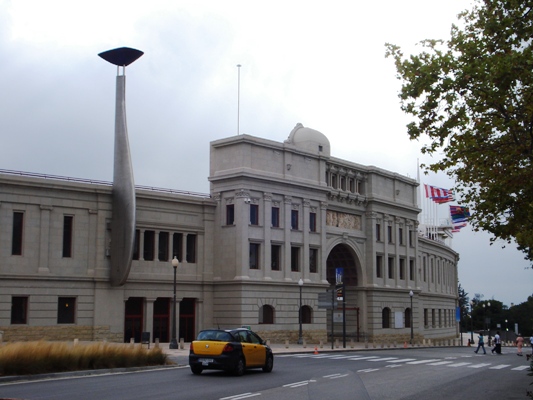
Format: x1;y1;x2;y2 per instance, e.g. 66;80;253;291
285;123;330;156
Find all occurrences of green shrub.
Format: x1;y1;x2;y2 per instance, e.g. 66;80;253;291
0;341;169;376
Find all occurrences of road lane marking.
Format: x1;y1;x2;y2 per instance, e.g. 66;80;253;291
490;365;511;369
406;359;441;364
512;366;530;371
387;358;416;363
348;356;379;360
468;363;492;368
220;393;261;400
357;368;380;373
447;362;472;367
366;357;399;362
428;361;454;366
283;380;309;388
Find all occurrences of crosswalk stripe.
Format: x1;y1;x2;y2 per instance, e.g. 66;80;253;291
447;362;472;367
407;359;442;364
428;361;454;366
512;366;530;371
468;363;492;368
367;357;399;362
387;359;417;363
490;365;511;369
348;356;379;360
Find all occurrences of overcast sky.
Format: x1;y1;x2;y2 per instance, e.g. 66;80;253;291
1;0;531;309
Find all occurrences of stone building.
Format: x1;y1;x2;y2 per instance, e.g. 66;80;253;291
0;124;459;344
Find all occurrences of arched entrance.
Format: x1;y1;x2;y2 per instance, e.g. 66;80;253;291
326;244;360;342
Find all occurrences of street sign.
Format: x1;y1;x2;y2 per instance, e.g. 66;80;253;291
317;292;337;309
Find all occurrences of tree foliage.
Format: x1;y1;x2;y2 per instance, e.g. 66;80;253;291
385;0;533;263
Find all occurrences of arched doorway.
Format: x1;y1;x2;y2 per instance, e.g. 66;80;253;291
326;244;360;342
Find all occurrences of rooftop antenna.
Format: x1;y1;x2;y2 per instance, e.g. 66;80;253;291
237;64;241;135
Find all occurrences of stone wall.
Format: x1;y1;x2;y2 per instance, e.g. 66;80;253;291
0;325;122;343
256;329;328;344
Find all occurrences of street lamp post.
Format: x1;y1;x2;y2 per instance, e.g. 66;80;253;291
169;256;179;349
409;290;414;345
470;301;474;344
297;278;304;345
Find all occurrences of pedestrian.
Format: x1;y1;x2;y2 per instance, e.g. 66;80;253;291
474;332;486;354
492;331;502;354
528;337;533;361
516;333;524;356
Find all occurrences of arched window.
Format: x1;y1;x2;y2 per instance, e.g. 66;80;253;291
301;305;313;324
405;308;412;328
382;307;391;328
259;305;275;324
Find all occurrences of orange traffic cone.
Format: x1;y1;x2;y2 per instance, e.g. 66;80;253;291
314;346;319;355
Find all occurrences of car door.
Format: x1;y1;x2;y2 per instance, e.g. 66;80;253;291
246;331;266;366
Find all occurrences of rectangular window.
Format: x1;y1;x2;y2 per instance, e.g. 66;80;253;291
399;228;404;245
226;204;235;225
271;207;280;228
143;230;155;261
399;258;405;280
158;231;169;261
309;212;317;232
133;229;140;260
388;257;394;279
271;244;281;271
291;210;299;230
12;211;24;255
250;204;259;225
291;246;300;272
349;178;355;193
376;223;381;241
387;225;393;243
409;259;414;281
186;234;197;263
409;230;414;247
249;243;260;269
173;233;183;260
11;296;28;324
424;309;428;327
57;297;76;324
340;176;346;191
376;255;383;278
309;248;318;273
62;215;73;258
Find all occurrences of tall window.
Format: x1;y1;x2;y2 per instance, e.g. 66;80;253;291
382;307;391;328
301;305;312;324
399;258;405;280
309;212;317;232
409;259;415;281
375;223;381;241
271;207;280;228
259;305;274;324
11;296;28;324
376;255;383;278
291;247;300;272
388;257;394;279
399;228;404;245
387;225;393;243
186;234;197;263
143;230;155;261
62;215;73;258
12;211;24;255
424;308;429;327
158;231;169;261
250;204;259;225
249;243;260;269
291;210;299;230
173;233;183;261
133;229;140;260
271;244;281;271
309;248;318;273
57;297;76;324
409;230;414;246
226;204;235;225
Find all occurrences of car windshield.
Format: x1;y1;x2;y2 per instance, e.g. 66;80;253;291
196;330;234;342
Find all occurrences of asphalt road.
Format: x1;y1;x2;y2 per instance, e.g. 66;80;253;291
0;347;530;400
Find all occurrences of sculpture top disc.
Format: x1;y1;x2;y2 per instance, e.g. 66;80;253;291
98;47;144;66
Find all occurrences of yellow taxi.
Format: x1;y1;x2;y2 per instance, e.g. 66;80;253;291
189;328;274;376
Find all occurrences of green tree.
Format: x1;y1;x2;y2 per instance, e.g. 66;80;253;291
458;283;470;332
385;0;533;263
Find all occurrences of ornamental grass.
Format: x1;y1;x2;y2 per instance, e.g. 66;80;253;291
0;341;169;376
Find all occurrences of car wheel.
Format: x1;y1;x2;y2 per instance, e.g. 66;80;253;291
190;365;203;375
233;358;245;376
262;355;274;373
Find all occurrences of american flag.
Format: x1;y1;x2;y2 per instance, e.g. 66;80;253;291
424;184;454;204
